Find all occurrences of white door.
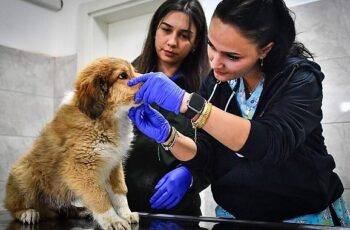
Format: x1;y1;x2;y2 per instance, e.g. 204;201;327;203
108;13;153;62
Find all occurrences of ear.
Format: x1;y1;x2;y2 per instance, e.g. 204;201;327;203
260;42;274;58
76;77;108;119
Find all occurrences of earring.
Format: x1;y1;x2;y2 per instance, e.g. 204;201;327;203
192;48;196;53
260;58;264;67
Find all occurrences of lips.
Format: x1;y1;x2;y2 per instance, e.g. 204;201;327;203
214;69;226;76
163;50;176;57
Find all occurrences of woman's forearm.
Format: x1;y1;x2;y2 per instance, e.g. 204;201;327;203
179;92;251;152
170;132;197;161
203;106;250;151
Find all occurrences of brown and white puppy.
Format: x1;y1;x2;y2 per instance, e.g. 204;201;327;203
4;57;140;230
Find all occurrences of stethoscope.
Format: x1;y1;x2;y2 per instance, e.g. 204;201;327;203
207;78;241;112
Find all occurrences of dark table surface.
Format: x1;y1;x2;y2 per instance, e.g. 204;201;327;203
1;211;349;230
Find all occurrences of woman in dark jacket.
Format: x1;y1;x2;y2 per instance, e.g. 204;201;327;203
125;0;210;216
128;0;350;226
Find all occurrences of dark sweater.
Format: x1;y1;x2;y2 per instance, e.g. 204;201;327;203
186;57;344;221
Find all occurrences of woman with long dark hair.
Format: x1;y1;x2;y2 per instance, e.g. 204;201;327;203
125;0;210;216
128;0;350;226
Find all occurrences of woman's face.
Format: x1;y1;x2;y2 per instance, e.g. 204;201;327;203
155;11;197;68
208;17;264;81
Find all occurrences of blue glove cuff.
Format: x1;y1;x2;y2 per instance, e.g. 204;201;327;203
178;165;193;188
174;89;185;115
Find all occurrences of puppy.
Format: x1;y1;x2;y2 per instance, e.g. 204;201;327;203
4;57;140;230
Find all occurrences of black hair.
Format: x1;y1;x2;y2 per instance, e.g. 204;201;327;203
213;0;313;75
133;0;210;92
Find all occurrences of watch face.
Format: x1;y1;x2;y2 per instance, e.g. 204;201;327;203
188;93;206;113
184;93;206;119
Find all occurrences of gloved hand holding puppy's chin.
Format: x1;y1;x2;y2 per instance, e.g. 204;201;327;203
127;72;185;114
128;104;170;144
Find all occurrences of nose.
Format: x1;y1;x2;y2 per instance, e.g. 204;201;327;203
210;52;224;69
167;33;178;47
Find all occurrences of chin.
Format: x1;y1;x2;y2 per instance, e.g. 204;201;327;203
213;72;234;82
159;56;181;67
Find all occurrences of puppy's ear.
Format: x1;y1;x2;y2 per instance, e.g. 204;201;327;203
77;76;108;119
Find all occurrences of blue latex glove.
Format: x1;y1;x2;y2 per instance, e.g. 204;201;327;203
128;104;170;143
150;166;193;210
128;72;185;114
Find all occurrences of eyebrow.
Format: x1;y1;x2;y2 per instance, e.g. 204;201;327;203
208;38;240;56
160;21;194;34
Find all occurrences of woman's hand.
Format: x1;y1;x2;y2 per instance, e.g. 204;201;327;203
128;72;185;114
150;166;192;210
128;104;170;143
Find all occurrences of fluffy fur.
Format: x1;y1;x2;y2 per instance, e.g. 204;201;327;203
4;57;140;230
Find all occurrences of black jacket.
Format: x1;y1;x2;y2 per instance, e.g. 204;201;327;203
186;57;344;221
125;76;210;216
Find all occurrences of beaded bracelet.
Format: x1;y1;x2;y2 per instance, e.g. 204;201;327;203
191;102;212;129
161;126;179;151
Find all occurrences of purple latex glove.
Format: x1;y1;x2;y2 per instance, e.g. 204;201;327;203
150;166;192;210
127;72;185;114
128;104;170;143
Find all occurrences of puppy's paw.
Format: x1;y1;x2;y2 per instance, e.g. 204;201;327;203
120;211;139;224
114;205;138;224
100;217;130;230
130;212;139;224
95;208;131;230
16;209;40;224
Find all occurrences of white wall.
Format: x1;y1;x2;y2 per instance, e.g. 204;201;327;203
0;0;320;57
0;0;89;56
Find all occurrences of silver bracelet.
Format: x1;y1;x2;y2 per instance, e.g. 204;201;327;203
161;127;179;151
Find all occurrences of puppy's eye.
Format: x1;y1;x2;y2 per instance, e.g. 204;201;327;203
118;72;128;80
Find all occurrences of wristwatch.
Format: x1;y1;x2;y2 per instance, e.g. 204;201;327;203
183;93;206;119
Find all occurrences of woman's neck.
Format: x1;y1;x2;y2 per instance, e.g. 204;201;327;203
157;62;180;78
243;69;264;95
